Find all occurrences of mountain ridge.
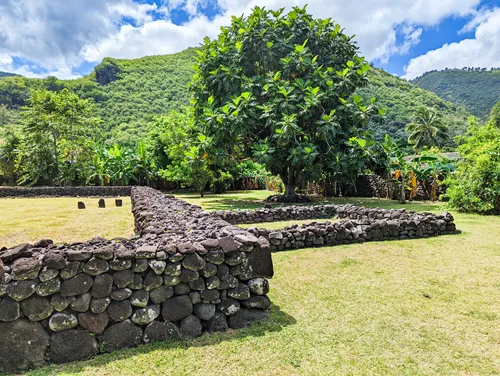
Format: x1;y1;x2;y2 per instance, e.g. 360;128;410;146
0;48;472;145
412;69;500;119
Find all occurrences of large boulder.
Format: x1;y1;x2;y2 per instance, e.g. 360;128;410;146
0;320;49;373
162;295;192;322
60;274;93;297
48;330;99;364
101;320;143;352
20;295;54;321
0;297;20;321
143;321;181;344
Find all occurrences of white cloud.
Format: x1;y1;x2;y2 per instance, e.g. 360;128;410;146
0;0;489;78
403;7;500;79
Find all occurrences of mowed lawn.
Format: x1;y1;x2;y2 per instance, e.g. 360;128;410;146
0;197;134;248
13;192;500;375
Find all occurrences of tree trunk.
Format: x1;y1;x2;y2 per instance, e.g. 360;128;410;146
280;167;302;196
399;172;406;204
200;189;204;198
284;184;297;196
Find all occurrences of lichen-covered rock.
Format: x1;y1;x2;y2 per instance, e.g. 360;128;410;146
164;275;181;287
131;290;149;307
50;294;69;312
92;274;113;298
217;298;240;316
20;296;53;321
179;268;199;282
0;320;49;373
247;278;270;295
162;295;193;322
113;269;134;288
206;249;224;265
110;288;132;301
11;257;41;280
148;260;166;274
0;297;20;321
60;261;79;280
83;258;109;276
7;279;38;301
164;262;181;276
91;297;111;314
60;274;93;297
78;311;109;334
228;283;251;300
70;292;91;312
144;270;163;291
150;286;174;304
131;304;160;325
200;288;220;301
182;253;205;271
143;321;181;344
108;300;132;322
49;312;78;331
201;263;218;278
48;330;98;364
101;320;143;352
35;278;60;296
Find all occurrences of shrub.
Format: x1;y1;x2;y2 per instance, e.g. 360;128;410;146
266;176;284;193
445;118;500;214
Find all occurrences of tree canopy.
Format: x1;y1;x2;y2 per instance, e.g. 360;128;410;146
406;106;449;150
191;6;381;196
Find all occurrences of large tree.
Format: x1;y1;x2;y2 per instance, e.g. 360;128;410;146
17;88;100;185
406;106;449;151
191;6;380;197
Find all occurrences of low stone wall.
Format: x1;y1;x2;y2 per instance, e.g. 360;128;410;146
0;187;273;373
212;205;338;225
244;205;457;251
0;186;132;198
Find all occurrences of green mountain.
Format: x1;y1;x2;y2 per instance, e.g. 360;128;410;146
0;48;471;145
0;72;18;78
361;68;471;143
412;69;500;119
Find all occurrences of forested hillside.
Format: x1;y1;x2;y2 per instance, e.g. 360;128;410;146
412;69;500;119
362;69;471;142
0;48;471;145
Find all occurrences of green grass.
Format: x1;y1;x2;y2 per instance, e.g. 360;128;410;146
0;197;134;248
9;192;500;375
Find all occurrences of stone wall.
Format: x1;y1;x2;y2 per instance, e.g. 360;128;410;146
212;205;338;225
244;205;457;251
0;186;132;198
0;187;273;373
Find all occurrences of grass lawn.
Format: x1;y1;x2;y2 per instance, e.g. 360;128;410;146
0;197;134;248
10;192;500;375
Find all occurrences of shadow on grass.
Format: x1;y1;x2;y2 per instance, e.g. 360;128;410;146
29;304;296;376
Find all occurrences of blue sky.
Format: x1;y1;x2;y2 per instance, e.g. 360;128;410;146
0;0;499;80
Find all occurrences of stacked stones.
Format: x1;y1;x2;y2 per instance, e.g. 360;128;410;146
246;208;458;251
0;186;131;198
0;187;273;373
212;204;338;225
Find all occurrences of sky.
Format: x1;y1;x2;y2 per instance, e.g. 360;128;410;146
0;0;499;80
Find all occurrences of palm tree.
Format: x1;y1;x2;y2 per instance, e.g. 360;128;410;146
406;107;449;150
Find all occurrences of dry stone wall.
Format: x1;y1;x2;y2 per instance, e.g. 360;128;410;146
0;187;273;373
243;205;457;251
0;186;132;198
